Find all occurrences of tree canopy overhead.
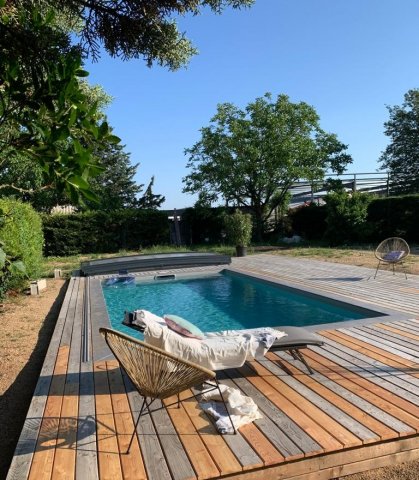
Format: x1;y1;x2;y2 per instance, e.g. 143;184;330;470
14;0;254;68
380;89;419;194
183;93;352;239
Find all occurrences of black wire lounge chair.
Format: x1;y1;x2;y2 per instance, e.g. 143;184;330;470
374;237;410;279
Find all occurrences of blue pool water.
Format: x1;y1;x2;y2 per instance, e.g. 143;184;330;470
102;271;378;336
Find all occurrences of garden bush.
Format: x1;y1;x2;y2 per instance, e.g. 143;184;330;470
324;191;372;245
0;198;44;286
181;206;228;244
289;203;327;240
366;194;419;242
43;209;169;256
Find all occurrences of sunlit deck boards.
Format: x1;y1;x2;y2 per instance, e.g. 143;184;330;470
7;256;419;480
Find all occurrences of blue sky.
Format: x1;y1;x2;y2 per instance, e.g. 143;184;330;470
86;0;419;209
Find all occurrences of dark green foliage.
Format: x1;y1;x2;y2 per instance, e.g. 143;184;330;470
324;191;372;245
380;90;419;194
180;206;228;245
0;239;26;300
366;195;419;242
137;176;165;210
0;199;43;285
289;203;327;240
42;210;169;256
16;0;254;67
84;141;143;211
0;8;120;205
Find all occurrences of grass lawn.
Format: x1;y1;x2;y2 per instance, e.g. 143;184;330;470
41;243;419;278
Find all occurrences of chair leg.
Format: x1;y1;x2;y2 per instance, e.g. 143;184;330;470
291;349;314;375
215;379;236;434
126;397;148;454
374;260;381;279
402;261;408;280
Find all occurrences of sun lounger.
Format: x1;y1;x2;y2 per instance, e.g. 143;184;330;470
269;326;324;374
122;311;323;374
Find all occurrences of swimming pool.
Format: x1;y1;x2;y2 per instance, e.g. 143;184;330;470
102;270;382;336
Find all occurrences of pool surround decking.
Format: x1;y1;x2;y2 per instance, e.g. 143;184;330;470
7;254;419;480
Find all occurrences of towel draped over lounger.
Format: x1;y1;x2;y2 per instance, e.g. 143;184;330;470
133;310;287;371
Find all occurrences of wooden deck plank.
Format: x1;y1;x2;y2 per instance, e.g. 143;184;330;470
312;344;419;416
381;323;419;341
304;349;419;433
375;323;419;344
319;335;419;395
358;324;419;352
320;330;419;376
76;280;98;480
269;351;397;441
261;355;378;443
28;345;70;480
106;361;148;480
245;360;363;449
295;352;413;435
236;363;342;452
179;390;244;475
164;396;220;479
6;279;75;480
51;277;84;480
122;373;173;480
221;372;315;459
94;361;123;480
339;327;419;363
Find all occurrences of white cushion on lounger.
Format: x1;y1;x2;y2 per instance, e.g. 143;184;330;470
135;310;287;371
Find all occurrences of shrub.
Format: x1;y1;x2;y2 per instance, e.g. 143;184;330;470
366;194;419;242
0;199;44;290
180;206;228;244
324;191;373;245
42;209;169;256
224;210;253;246
289;203;327;240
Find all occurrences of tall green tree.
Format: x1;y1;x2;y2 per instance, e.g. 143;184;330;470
85;141;143;211
15;0;254;68
183;93;352;240
0;8;120;204
137;176;165;209
380;89;419;194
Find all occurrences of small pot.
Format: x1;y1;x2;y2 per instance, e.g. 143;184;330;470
235;245;247;257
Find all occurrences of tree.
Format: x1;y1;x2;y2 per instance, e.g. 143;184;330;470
183;93;352;240
81;141;141;210
0;8;120;204
380;89;419;194
137;176;165;209
15;0;254;68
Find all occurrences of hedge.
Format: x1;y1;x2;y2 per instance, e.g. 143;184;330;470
0;198;44;280
289;203;327;240
366;194;419;242
180;206;228;244
43;209;170;256
290;194;419;244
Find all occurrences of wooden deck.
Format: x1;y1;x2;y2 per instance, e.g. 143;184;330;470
7;255;419;480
